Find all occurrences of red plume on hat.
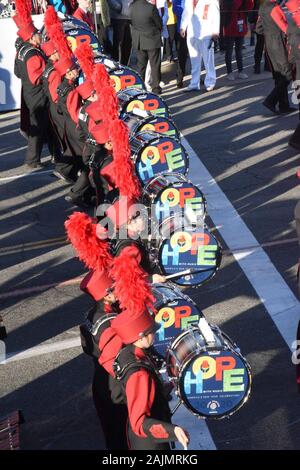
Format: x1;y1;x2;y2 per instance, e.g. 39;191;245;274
110;244;155;318
109;119;141;200
92;64;119;119
65;211;112;271
14;0;37;40
14;0;32;26
92;63;111;90
46;7;72;58
97;84;119;120
44;5;60;36
74;42;95;80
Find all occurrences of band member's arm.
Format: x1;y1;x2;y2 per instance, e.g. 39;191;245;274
66;89;82;124
27;55;46;85
48;71;62;103
125;370;177;443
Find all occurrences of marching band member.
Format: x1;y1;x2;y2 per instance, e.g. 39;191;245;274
13;0;51;170
106;308;190;450
79;270;128;449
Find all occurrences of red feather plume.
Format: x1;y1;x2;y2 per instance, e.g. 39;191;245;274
65;211;112;271
44;6;59;35
109;119;141;199
15;0;32;25
75;42;95;80
47;13;72;58
110;245;155;317
92;63;111;92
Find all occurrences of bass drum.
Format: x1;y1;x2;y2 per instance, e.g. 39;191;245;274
118;87;171;118
122;111;180;139
166;324;252;419
130;131;189;185
142;173;206;226
152;283;203;358
155;221;222;287
41;14;103;54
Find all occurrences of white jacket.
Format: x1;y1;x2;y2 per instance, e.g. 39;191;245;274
181;0;220;39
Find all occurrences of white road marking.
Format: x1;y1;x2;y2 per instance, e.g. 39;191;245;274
0;169;53;182
0;337;81;364
182;135;300;351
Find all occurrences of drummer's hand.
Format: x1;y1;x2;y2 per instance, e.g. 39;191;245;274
152;274;166;284
174;426;190;450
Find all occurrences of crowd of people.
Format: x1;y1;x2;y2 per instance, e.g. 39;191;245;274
11;0;300;452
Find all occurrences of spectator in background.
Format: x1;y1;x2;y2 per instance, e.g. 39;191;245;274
180;0;220;92
220;0;254;81
130;0;163;94
145;0;168;90
173;0;189;88
108;0;132;65
95;0;112;53
74;0;95;30
165;0;178;62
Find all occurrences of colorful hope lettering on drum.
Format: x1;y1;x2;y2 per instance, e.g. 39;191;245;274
142;121;176;137
162;231;217;267
126;98;167;117
155;184;204;221
110;72;144;93
155;304;199;340
67;32;100;53
154;303;200;357
137;139;186;183
182;351;250;417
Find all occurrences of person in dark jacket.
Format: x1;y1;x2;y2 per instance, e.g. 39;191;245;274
108;0;133;65
129;0;163;94
172;0;189;88
259;0;294;114
220;0;254;80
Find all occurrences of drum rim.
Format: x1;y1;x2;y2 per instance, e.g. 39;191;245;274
175;332;252;420
117;88;171;117
157;226;222;287
123;113;180;138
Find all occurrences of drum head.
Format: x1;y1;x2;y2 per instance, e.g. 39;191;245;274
158;226;222;286
133;133;189;185
109;67;145;93
152;288;202;358
152;178;206;226
179;348;251;419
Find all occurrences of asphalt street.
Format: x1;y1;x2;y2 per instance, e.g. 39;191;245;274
0;45;300;450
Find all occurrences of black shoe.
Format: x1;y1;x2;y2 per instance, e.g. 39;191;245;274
279;106;297;114
52;170;74;184
152;87;162;95
177;81;183;89
262;100;278;114
253;65;260;74
65;194;90;210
